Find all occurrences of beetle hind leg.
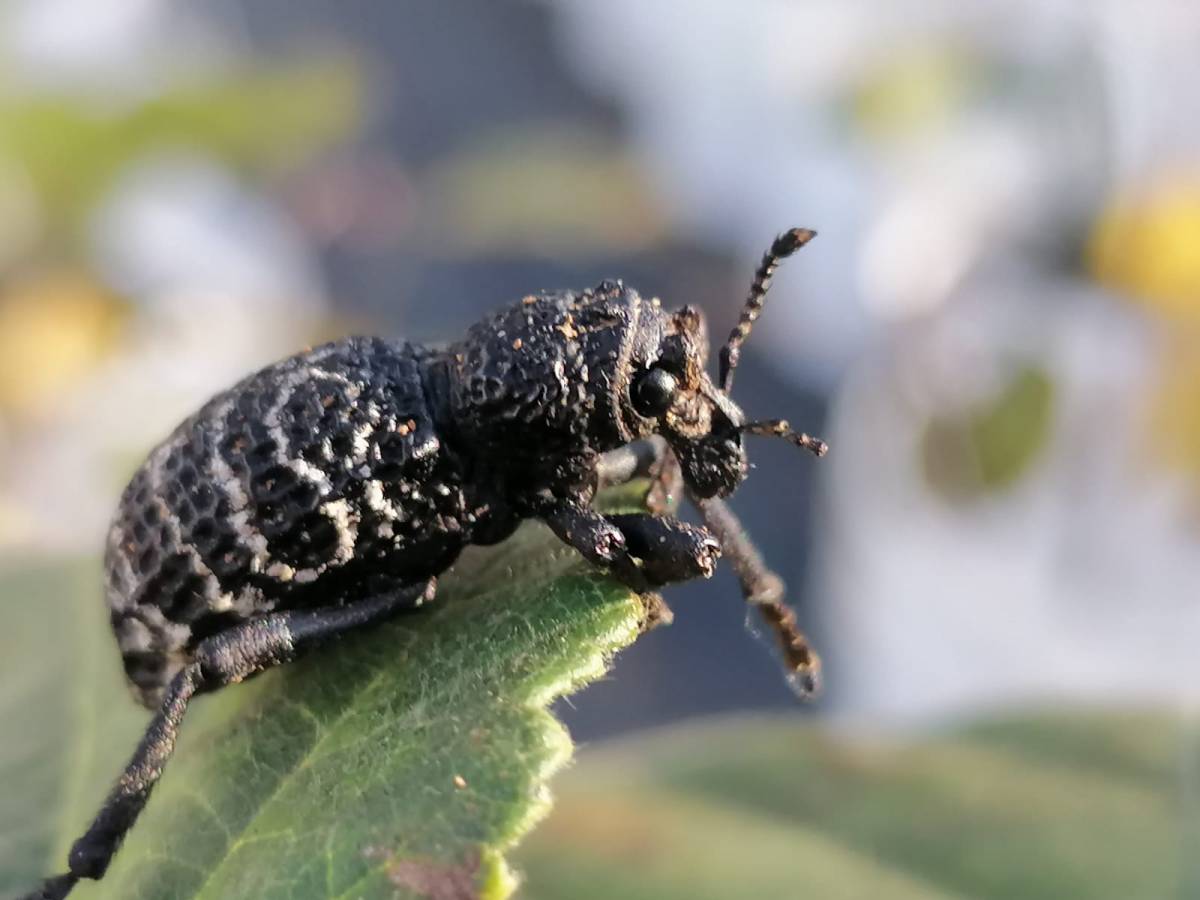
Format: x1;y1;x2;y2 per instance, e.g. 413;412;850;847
25;578;436;900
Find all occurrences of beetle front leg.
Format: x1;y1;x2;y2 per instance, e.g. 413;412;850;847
536;495;719;591
692;494;821;697
535;497;652;592
608;513;720;585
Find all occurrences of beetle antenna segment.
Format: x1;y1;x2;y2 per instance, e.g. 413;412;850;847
718;227;816;393
739;418;827;457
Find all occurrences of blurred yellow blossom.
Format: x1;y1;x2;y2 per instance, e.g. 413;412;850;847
1089;173;1200;319
0;270;127;419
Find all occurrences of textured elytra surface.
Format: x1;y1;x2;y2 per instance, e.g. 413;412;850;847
107;336;457;706
105;282;684;707
0;507;657;900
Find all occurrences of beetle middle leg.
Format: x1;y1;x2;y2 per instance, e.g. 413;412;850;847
596;436;683;515
535;495;719;592
30;578;436;900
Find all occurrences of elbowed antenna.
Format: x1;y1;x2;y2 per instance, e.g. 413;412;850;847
718;227;816;393
739;418;827;457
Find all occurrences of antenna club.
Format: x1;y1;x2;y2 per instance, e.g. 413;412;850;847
772;227;817;258
720;226;817;394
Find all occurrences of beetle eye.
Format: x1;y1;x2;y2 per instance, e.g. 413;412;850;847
632;366;678;418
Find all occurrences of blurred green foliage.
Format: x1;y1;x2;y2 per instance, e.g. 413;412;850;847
426;126;665;257
0;59;362;235
922;365;1055;499
518;712;1189;899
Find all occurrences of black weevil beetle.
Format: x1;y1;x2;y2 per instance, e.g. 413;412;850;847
26;228;826;900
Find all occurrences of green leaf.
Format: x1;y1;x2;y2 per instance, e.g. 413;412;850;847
0;58;363;233
0;502;661;900
922;364;1055;499
516;713;1189;900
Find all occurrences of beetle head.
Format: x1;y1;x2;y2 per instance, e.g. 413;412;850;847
618;228;826;499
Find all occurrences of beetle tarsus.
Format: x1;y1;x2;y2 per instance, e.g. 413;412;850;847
20;872;78;900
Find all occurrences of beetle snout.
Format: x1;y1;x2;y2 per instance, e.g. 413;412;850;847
672;431;748;500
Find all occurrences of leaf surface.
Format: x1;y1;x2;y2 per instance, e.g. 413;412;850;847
0;508;658;900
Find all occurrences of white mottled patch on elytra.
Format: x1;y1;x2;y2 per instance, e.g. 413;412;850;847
185;541;226;605
350;422;374;465
308;365;363;405
552;357;568;396
263;367;344;495
321;497;360;565
364;479;401;520
134;604;191;653
143;447;227;611
293;568;321;584
114;615;154;653
344;400;381;465
106;524;139;611
145;437;186;526
266;561;296;582
144;430;185;477
208;422;271;574
263;368;313;457
233;584;266;617
287;457;333;494
209;401;263;542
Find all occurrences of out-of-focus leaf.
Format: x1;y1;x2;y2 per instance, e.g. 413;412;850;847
922;364;1054;499
425;127;667;257
517;712;1187;900
0;59;362;231
848;46;974;141
0;487;661;900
